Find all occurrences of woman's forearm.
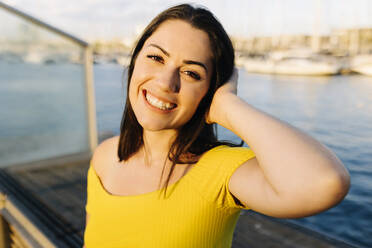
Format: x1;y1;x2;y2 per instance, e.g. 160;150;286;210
215;93;350;197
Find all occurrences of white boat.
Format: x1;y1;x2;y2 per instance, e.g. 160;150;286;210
243;58;275;74
352;64;372;76
350;55;372;76
116;55;131;66
274;57;340;76
23;52;44;64
244;50;341;76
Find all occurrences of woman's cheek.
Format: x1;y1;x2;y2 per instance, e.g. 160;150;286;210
128;83;136;108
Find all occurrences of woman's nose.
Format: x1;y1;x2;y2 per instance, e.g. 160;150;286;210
156;68;180;93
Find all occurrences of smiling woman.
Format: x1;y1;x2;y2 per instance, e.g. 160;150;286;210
83;3;350;248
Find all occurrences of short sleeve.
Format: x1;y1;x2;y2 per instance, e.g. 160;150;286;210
222;147;256;210
192;145;256;210
85;160;95;214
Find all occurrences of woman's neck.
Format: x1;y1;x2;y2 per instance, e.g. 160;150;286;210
141;129;177;167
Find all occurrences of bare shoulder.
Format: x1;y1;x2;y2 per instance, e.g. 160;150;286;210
91;135;120;176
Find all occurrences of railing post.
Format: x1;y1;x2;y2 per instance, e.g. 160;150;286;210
84;46;98;152
0;193;10;248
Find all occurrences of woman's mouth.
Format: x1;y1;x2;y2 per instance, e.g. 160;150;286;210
143;90;177;111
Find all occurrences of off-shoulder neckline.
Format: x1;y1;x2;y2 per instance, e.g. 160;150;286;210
90;145;226;198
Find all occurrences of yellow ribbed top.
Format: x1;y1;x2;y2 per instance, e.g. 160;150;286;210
84;145;255;248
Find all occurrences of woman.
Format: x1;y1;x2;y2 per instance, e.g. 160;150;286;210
84;4;350;248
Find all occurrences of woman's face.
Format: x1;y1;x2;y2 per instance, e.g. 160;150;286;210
129;20;213;131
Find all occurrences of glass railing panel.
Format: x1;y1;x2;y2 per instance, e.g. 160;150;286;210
0;6;92;167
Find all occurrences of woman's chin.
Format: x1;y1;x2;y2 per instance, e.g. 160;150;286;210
138;120;177;132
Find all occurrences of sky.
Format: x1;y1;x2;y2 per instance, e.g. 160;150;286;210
1;0;372;42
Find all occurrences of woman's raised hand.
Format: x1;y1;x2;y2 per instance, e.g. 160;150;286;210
206;67;239;125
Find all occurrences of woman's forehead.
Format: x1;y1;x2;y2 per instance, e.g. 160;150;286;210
143;20;213;64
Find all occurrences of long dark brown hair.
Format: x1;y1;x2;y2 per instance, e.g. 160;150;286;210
117;3;242;198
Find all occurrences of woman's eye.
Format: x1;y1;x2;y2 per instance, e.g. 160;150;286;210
147;55;164;63
184;71;201;80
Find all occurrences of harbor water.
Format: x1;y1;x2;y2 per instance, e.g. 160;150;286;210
94;64;372;248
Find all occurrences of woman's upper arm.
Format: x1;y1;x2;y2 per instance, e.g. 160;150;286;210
228;157;286;216
228;157;346;218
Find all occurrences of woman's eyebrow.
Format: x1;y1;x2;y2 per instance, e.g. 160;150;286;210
147;43;208;73
148;43;170;57
183;60;208;73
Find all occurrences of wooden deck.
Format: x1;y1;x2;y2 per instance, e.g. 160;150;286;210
5;159;89;239
0;159;356;248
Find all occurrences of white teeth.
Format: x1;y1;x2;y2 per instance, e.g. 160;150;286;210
145;92;176;110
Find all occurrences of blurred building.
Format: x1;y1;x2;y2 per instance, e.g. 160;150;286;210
232;28;372;56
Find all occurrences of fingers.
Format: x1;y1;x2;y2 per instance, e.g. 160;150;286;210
205;110;213;124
